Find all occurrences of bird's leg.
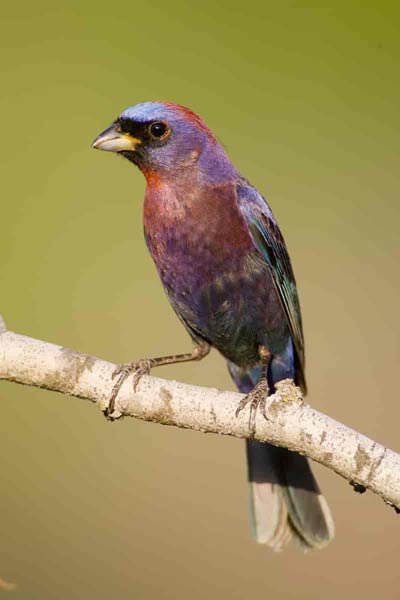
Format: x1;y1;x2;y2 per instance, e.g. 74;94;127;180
235;346;271;435
105;341;210;419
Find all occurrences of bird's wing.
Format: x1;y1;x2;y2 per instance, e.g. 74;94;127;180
236;181;306;392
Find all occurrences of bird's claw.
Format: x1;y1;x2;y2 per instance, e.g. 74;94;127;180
130;359;154;390
235;379;269;436
104;359;154;421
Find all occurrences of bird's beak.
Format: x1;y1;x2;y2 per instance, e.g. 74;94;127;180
91;124;141;152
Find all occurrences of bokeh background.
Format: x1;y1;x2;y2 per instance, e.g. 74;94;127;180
1;2;399;598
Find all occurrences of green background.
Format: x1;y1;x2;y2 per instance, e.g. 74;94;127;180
1;2;399;598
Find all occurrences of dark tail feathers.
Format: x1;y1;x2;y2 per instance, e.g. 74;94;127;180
247;440;334;551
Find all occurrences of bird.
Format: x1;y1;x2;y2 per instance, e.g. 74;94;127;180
92;101;334;551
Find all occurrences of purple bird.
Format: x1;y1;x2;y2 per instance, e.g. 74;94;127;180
92;102;334;550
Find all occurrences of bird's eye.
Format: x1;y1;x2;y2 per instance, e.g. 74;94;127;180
149;121;169;140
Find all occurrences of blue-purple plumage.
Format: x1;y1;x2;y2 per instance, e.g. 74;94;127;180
143;174;293;377
92;101;334;550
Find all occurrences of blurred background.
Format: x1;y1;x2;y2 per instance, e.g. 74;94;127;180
1;2;399;598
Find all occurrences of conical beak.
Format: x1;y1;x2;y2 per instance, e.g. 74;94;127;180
91;124;141;152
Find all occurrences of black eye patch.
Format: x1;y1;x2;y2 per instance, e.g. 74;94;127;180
117;117;143;138
116;118;171;146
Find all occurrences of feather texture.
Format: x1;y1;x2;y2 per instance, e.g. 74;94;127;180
93;101;334;551
236;181;306;392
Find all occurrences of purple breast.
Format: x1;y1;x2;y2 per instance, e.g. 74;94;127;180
142;179;287;364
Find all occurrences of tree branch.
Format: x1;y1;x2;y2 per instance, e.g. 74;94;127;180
1;315;399;512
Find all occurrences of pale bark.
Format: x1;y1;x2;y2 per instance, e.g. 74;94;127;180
1;316;399;512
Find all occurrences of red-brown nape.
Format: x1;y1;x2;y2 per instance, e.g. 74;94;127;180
162;102;219;141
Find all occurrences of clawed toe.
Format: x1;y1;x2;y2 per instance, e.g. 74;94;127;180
235;379;270;435
111;364;131;381
104;359;153;421
130;359;153;391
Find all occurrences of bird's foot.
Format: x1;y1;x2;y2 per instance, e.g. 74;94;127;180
235;378;270;436
104;359;154;420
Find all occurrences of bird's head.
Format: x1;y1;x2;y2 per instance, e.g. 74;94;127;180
92;101;236;182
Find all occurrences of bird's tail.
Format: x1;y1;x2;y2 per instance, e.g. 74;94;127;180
228;362;334;551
